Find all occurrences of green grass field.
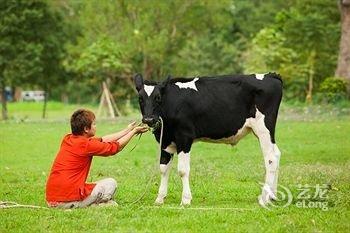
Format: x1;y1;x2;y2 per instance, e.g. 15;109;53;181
1;102;350;232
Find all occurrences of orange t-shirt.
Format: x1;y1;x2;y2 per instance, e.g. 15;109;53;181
46;134;120;202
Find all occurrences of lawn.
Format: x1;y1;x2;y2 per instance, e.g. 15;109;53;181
0;103;350;232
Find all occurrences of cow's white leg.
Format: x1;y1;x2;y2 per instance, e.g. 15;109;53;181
155;148;175;205
272;144;281;196
257;134;277;206
250;111;278;206
155;159;173;205
178;151;192;205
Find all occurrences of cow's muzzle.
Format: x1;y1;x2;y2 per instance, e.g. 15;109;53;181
142;117;158;127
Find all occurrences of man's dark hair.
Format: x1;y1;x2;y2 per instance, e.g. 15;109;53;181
70;109;95;135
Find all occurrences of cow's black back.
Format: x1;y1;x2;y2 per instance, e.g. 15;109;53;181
156;73;282;147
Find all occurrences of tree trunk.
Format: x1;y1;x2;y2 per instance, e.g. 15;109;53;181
143;56;153;80
42;87;48;119
14;87;22;102
61;92;68;104
0;77;8;120
306;50;316;104
336;0;350;92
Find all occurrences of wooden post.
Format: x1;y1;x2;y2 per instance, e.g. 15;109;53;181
97;86;105;117
97;81;121;119
108;88;122;116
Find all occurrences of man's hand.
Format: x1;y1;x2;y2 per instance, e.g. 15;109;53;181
133;126;149;135
117;125;149;150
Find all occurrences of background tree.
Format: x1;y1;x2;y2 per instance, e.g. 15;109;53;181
63;0;238;102
335;0;350;93
0;0;69;119
64;37;132;105
1;0;347;120
244;0;340;102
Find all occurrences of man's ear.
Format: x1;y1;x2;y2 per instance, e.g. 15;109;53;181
134;73;144;92
84;126;90;134
160;75;171;91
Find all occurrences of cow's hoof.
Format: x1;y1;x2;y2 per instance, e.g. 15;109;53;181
259;184;276;207
270;192;278;201
180;196;192;206
155;196;165;205
258;194;271;207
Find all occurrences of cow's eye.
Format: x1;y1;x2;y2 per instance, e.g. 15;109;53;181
155;95;161;103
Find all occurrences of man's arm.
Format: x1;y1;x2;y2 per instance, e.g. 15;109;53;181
102;122;137;142
117;126;148;150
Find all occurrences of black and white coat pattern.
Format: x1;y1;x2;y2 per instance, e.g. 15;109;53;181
134;73;283;206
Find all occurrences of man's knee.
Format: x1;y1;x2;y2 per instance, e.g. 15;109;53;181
103;178;117;192
95;178;117;200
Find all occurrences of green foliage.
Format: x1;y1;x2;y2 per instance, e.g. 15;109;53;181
229;0;293;39
244;28;298;72
174;33;242;76
274;0;340;86
64;37;131;82
318;77;347;103
244;0;341;101
69;0;235;78
243;27;308;100
64;37;135;104
61;0;240;101
1;0;348;107
320;77;347;94
0;0;69;87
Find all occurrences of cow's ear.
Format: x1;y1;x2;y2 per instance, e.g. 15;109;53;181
134;73;144;92
160;75;171;91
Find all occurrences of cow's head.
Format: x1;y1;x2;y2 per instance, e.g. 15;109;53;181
134;74;170;128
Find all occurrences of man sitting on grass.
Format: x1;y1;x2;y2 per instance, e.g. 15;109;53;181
46;109;148;209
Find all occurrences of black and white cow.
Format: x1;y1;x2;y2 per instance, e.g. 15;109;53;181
134;73;283;206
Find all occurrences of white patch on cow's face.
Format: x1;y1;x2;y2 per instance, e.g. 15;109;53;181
144;85;155;96
164;142;177;154
255;73;265;80
175;78;199;91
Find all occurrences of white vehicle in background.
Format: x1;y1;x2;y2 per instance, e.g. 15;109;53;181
21;91;45;102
